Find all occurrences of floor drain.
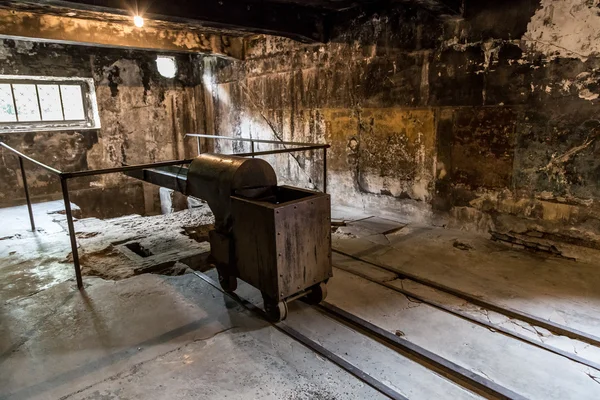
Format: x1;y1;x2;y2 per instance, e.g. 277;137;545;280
125;242;153;258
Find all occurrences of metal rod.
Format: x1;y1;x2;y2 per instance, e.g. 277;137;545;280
19;157;36;232
67;146;330;178
60;177;83;290
323;147;328;193
4;140;327;182
250;140;255;159
9;83;19;121
62;159;194;178
319;302;526;400
186;133;328;148
34;84;43;121
233;145;330;158
196;136;201;156
0;142;63;175
58;83;66;121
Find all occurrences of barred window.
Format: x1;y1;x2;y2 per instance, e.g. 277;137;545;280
0;75;100;132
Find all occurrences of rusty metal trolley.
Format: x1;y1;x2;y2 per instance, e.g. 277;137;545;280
1;135;331;321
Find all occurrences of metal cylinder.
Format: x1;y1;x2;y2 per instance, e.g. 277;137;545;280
186;153;277;231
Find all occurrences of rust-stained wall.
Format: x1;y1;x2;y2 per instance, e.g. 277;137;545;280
205;0;600;249
0;39;202;218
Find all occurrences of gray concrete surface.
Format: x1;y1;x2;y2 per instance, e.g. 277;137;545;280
1;274;383;400
333;219;600;339
3;202;600;399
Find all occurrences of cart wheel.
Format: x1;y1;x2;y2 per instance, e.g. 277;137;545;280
218;270;237;293
303;282;328;305
263;295;288;322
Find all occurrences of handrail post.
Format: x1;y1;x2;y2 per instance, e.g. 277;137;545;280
60;176;83;289
323;147;328;194
251;139;255;158
19;156;36;232
196;136;201;156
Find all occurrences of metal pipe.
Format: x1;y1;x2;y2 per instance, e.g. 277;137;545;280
60;177;83;290
50;146;330;180
186;133;327;148
323;147;328;194
19;157;36;232
62;159;194;178
234;145;330;158
196;136;201;155
250;140;255;159
319;302;526;400
0;142;63;175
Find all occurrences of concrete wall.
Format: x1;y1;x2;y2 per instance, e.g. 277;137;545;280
204;0;600;249
0;39;202;218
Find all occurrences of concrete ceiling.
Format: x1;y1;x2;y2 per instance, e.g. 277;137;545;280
0;0;463;43
0;0;463;58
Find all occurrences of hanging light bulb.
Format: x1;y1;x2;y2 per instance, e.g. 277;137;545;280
133;15;144;28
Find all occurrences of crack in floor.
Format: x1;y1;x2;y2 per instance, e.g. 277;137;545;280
586;371;600;385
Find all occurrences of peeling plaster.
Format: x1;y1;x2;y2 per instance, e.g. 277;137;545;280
524;0;600;60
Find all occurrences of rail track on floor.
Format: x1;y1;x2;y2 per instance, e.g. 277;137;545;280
192;270;525;400
332;248;600;373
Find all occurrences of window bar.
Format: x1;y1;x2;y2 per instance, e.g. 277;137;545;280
57;84;66;120
34;85;43;121
9;83;19;121
79;83;88;121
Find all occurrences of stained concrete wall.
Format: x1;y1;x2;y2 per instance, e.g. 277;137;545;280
0;39;202;218
204;0;600;249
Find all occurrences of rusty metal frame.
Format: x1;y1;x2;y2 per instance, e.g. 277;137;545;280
0;137;330;290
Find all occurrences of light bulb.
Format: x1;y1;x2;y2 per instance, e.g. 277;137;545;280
133;15;144;28
156;56;177;78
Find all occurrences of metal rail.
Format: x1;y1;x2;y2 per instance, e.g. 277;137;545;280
0;142;63;175
192;271;407;400
1;138;330;291
333;248;600;350
62;159;194;179
185;133;328;148
192;269;523;400
318;302;526;400
333;258;600;372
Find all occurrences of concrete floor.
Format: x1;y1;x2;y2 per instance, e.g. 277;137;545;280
2;202;600;399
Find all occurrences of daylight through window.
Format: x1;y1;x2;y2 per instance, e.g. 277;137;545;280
0;76;100;132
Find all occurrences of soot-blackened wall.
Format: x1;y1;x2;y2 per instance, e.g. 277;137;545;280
204;0;600;249
0;39;202;218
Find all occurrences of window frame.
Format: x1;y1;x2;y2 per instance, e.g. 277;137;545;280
0;75;101;133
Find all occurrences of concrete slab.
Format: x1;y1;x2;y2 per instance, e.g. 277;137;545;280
222;269;482;400
0;274;383;400
0;200;79;238
348;216;407;235
325;269;600;400
0;201;214;303
330;205;372;222
332;251;600;374
333;226;600;339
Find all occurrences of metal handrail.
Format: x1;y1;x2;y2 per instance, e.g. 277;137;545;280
63;159;194;179
185;133;328;148
2;136;329;291
233;145;330;157
0;142;63;175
